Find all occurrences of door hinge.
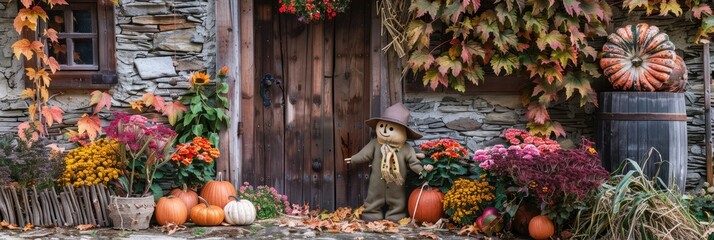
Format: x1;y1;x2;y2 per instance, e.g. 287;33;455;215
237;121;243;137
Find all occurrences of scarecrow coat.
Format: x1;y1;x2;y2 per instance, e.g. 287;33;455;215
350;139;424;221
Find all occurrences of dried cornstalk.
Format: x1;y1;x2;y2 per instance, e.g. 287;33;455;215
378;0;411;57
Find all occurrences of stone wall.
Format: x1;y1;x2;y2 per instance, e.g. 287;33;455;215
0;0;216;137
404;9;712;189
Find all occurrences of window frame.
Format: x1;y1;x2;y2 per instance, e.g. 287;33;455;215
22;0;116;90
403;72;529;94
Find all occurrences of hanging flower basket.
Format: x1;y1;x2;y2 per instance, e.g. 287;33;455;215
278;0;350;23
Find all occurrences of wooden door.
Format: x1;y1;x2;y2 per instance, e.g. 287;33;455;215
243;0;373;210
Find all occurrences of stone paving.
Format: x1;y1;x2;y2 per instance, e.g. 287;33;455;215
0;223;501;239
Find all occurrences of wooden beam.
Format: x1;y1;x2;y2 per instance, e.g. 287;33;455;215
239;0;255;186
216;0;247;185
705;41;712;184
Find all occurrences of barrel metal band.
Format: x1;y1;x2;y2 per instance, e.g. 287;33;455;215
598;112;687;121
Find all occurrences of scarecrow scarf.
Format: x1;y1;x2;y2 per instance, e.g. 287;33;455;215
379;142;404;185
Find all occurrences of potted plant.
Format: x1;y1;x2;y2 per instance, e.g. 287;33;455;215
105;112;177;230
407;139;469;223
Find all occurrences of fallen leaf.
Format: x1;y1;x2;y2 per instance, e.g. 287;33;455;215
352;205;364;220
21;223;33;231
75;224;95;231
398;217;411;226
456;223;479;236
419;231;439;239
159;223;186;235
0;220;9;228
45;143;65;154
6;224;20;230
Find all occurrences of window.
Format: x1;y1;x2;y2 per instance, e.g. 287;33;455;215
24;0;116;89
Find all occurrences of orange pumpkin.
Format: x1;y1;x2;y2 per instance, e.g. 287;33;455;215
600;23;677;91
170;184;199;210
407;186;444;223
155;196;188;226
200;172;237;209
662;55;688;92
190;197;225;226
528;215;555;240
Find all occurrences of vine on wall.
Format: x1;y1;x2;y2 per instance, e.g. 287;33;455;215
403;0;713;137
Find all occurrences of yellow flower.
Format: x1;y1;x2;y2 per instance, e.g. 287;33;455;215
190;72;211;87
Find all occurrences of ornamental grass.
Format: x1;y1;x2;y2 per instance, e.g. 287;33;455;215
573;157;706;240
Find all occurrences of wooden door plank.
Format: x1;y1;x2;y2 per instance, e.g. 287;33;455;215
214;0;232;182
333;1;372;208
320;21;336;211
282;17;311;204
261;2;285;192
308;23;335;209
240;0;256;186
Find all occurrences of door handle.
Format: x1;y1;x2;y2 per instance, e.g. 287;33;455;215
259;74;285;107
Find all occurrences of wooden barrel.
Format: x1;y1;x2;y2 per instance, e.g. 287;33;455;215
595;92;688;191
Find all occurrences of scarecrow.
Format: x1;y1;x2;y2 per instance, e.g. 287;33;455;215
345;103;425;222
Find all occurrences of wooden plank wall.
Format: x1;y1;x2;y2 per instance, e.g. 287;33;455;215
333;1;373;208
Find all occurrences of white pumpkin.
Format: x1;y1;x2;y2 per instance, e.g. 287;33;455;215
223;196;256;225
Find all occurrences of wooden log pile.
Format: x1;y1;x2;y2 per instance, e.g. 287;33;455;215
0;184;114;227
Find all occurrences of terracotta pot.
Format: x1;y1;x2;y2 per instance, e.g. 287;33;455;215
108;196;155;230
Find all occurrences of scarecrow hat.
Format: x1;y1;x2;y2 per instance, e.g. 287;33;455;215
365;103;423;140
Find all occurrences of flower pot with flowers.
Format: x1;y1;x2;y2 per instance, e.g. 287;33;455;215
407;139;469;223
474;130;609;237
105;112;178;230
279;0;350;23
169;136;220;189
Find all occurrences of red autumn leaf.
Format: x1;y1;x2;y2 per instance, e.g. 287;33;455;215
436;55;463;76
162;101;188;126
89;90;112;114
48;0;69;7
26;68;51;86
658;0;682;16
46;57;60;74
410;0;440;18
563;0;582;16
21;88;35;100
20;0;32;8
17;6;48;27
13;15;36;33
77;114;102;141
692;4;712;19
526;102;550;124
41;105;64;127
45;28;59;43
408;50;435;71
12;39;34;60
536;30;567;51
142;92;166;111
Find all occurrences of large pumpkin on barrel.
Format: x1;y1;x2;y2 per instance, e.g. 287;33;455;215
600;23;677;91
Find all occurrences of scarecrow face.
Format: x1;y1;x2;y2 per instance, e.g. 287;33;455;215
376;120;407;144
